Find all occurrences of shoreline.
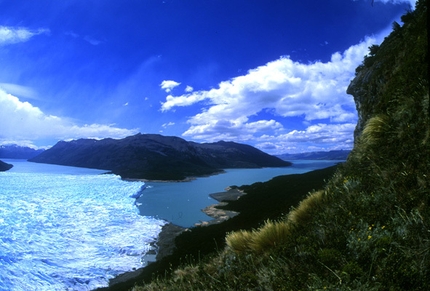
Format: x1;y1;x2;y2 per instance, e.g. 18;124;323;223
105;187;245;288
195;187;246;226
106;222;186;286
121;170;226;183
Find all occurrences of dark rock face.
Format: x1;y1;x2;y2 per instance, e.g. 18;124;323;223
29;134;291;180
347;2;428;141
0;145;45;159
0;160;13;171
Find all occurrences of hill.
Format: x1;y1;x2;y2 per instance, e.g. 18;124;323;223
0;144;44;159
29;134;291;180
0;160;13;171
108;2;428;290
277;149;350;160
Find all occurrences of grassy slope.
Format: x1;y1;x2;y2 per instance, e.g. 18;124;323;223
130;2;428;290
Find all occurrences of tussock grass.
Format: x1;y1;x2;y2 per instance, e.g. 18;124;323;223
360;114;390;148
225;230;253;253
288;190;326;226
248;220;292;253
226;220;292;254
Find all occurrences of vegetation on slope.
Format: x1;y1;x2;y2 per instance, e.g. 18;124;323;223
129;2;428;290
100;166;338;291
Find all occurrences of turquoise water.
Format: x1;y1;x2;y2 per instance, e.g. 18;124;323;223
0;159;342;290
137;160;343;227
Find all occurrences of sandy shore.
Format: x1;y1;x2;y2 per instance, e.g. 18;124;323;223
196;187;246;226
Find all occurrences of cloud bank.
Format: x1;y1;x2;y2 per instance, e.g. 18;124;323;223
161;36;379;153
0;88;138;147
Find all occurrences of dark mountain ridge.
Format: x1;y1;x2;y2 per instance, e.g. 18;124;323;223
277;149;350;160
29;133;291;180
0;144;45;159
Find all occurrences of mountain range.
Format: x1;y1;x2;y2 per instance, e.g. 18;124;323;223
0;144;45;159
29;133;291;180
277;150;350;161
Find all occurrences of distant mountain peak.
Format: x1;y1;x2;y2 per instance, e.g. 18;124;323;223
0;144;45;159
29;134;291;180
277;150;350;161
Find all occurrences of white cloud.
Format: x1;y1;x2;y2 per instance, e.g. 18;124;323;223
185;85;194;93
160;80;181;93
162;122;175;128
256;123;356;154
0;89;138;146
160;36;379;149
0;26;49;45
375;0;417;8
161;37;377;118
0;83;39;100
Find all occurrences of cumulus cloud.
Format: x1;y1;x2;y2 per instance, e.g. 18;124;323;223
160;80;181;93
160;36;380;152
0;89;138;146
161;37;375;117
185;85;194;93
0;26;49;45
256;123;356;154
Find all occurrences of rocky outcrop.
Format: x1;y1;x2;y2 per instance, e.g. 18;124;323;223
347;2;428;140
0;160;13;171
29;134;291;180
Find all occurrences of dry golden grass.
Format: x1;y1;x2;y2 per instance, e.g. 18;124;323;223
225;230;254;253
361;114;390;148
287;190;326;226
248;220;292;254
226;220;292;254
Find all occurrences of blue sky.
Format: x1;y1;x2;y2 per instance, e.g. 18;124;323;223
0;0;415;154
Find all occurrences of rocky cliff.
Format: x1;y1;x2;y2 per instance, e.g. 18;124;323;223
347;1;428;140
29;134;291;180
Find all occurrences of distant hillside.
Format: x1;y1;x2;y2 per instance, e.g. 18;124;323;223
0;160;13;171
0;144;44;159
29;134;291;180
277;150;350;160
